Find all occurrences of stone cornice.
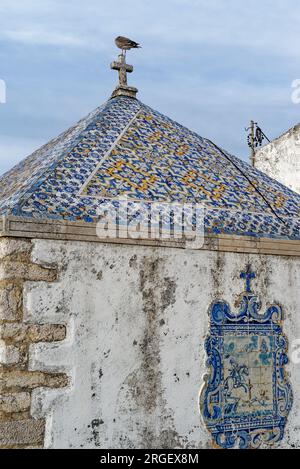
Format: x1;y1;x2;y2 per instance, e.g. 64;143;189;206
1;215;300;257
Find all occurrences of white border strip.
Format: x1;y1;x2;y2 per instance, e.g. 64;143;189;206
78;109;142;196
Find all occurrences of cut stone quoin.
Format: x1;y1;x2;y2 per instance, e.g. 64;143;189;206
0;237;69;448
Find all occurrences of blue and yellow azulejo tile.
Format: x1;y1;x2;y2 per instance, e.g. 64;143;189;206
0;96;299;239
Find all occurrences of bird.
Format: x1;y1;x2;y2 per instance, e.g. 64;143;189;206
115;36;141;56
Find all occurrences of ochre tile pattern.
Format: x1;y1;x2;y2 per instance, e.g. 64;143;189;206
0;97;299;240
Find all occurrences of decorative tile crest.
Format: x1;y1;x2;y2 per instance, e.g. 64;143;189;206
200;266;293;449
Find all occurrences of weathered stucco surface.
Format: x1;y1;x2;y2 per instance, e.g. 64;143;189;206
255;124;300;194
18;239;300;449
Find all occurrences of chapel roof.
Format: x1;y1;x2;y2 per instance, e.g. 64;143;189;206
0;68;300;241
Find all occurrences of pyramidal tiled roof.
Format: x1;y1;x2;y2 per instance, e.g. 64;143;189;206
0;96;300;240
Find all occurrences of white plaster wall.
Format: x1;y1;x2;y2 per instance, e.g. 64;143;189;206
255;124;300;193
23;239;300;449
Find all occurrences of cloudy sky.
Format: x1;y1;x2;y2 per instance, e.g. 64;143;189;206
0;0;300;175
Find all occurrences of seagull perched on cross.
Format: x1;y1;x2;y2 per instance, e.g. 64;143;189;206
115;36;141;56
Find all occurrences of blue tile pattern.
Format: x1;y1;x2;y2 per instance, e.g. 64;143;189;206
200;267;293;449
0;96;300;239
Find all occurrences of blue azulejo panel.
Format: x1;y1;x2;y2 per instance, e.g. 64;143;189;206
200;266;293;449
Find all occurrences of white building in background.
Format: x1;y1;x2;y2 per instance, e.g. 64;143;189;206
254;124;300;194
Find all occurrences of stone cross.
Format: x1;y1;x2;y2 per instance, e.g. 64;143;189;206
110;54;138;99
111;54;133;87
240;265;256;293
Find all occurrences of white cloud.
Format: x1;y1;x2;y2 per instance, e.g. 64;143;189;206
2;29;86;47
1;0;300;57
0;0;300;174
